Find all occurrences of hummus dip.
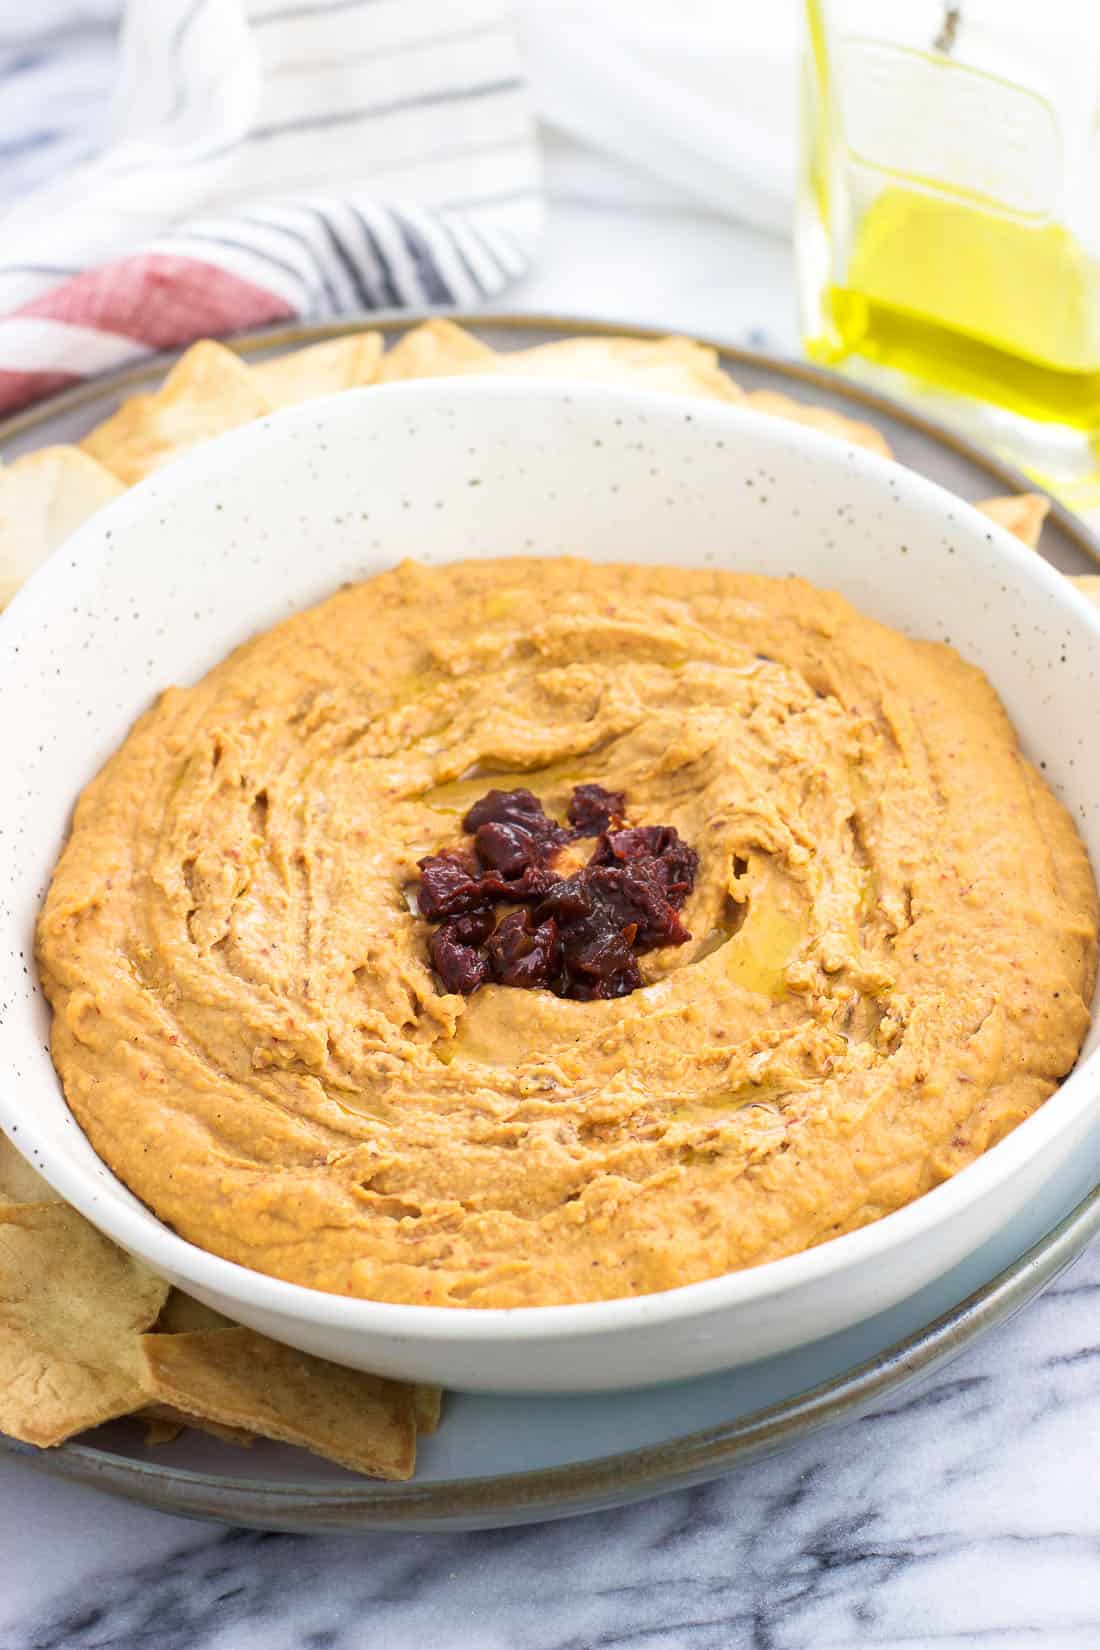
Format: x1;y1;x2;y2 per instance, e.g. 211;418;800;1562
37;560;1098;1307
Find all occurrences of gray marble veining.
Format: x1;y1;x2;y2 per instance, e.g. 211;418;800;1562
3;1250;1099;1648
5;1247;1100;1649
2;19;1099;1650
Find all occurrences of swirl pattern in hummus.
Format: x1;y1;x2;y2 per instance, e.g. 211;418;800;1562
37;560;1098;1306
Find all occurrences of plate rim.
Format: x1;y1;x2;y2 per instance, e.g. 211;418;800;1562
1;305;1096;572
3;307;1098;1531
6;1177;1099;1530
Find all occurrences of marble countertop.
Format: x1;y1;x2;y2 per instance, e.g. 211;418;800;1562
3;21;1100;1650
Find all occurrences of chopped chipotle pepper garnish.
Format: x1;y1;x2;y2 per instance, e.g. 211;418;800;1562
566;782;625;836
416;785;697;999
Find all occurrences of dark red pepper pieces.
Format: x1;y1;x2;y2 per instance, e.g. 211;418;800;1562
416;785;697;999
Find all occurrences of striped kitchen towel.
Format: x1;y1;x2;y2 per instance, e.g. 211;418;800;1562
0;0;543;415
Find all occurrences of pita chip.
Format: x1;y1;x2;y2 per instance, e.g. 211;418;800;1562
0;1203;168;1447
0;446;123;607
250;332;383;410
1071;574;1100;610
493;335;742;403
975;492;1051;551
0;1136;61;1205
414;1384;443;1436
139;1327;418;1479
376;318;497;383
743;388;893;457
81;341;271;485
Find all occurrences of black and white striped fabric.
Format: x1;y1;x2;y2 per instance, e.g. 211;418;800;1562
0;0;543;382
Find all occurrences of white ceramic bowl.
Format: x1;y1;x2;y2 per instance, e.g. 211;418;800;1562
1;380;1098;1393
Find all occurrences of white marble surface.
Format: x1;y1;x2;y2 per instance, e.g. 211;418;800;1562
3;21;1100;1650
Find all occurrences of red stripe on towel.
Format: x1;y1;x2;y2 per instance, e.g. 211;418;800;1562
18;253;295;351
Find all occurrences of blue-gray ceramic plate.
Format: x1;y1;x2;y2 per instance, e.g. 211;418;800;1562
2;312;1097;1532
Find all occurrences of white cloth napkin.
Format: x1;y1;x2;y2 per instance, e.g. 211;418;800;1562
0;0;801;414
0;0;544;412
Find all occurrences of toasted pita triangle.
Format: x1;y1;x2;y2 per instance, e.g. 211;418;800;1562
975;492;1050;550
743;388;892;457
0;1136;60;1204
376;318;497;383
1070;574;1100;610
0;1203;168;1447
82;341;271;485
139;1327;418;1479
0;446;123;607
250;332;383;410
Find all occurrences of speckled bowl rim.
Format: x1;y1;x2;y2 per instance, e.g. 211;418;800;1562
2;313;1099;1530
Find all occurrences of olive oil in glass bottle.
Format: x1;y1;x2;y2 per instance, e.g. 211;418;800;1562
799;1;1100;509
